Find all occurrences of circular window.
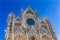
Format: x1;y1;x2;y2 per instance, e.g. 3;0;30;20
27;18;35;26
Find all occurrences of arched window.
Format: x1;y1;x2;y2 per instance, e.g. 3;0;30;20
30;37;36;40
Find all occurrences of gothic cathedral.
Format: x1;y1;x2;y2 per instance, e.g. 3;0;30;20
4;6;57;40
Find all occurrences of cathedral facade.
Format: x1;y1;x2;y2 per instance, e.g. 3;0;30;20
4;6;57;40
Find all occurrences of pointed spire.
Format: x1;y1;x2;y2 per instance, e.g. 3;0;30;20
20;7;24;13
20;7;24;18
23;5;38;18
8;12;14;21
43;16;47;21
43;16;50;24
23;5;33;14
44;16;50;21
8;12;14;17
44;16;47;20
27;4;31;10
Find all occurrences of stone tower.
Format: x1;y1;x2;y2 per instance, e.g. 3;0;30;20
4;6;57;40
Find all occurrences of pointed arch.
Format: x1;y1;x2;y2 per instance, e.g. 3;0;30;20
29;36;37;40
28;33;40;40
42;33;52;40
14;33;26;40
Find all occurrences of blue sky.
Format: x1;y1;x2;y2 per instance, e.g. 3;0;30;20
0;0;60;40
